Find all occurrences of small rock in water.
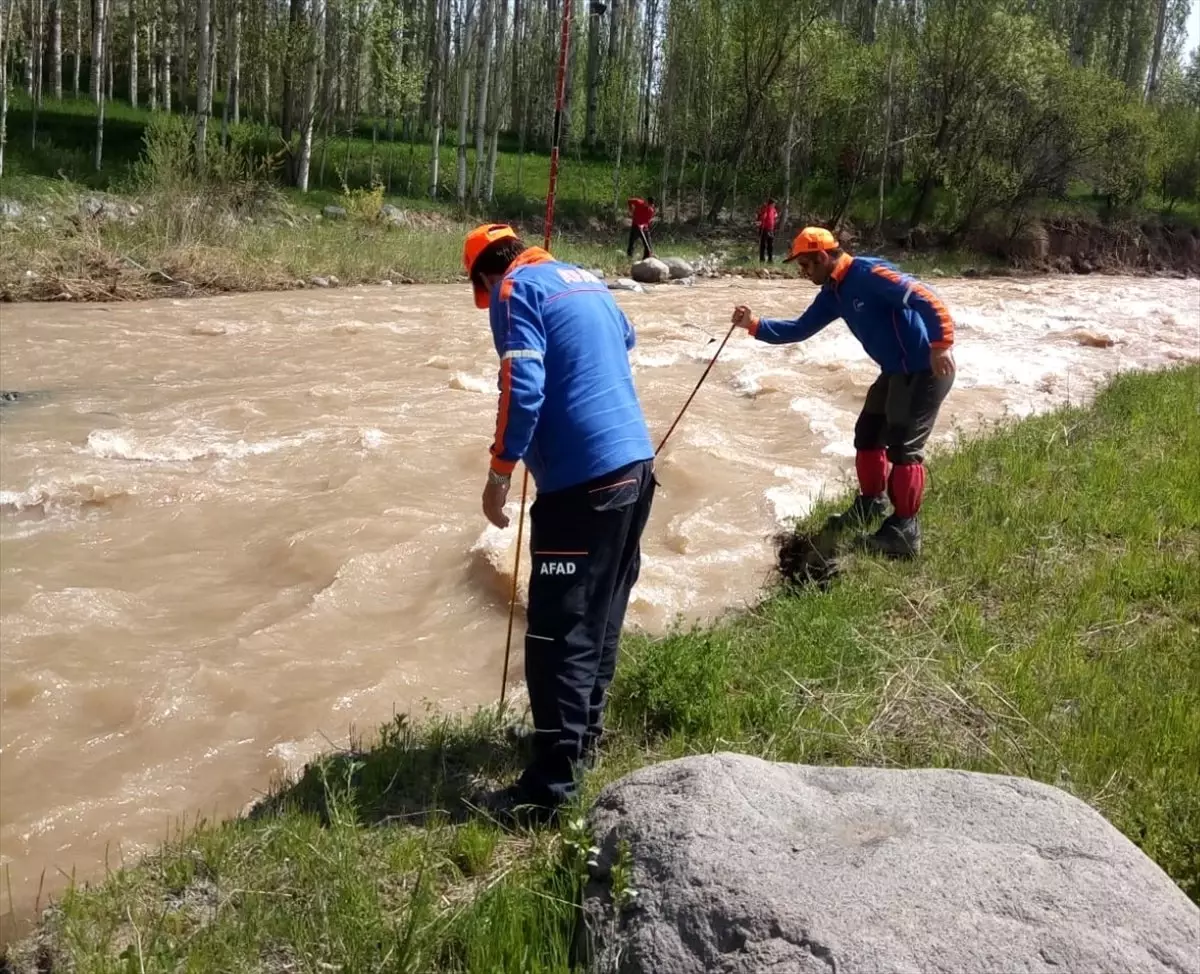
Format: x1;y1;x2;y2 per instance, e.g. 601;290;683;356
323;205;348;221
931;268;946;277
663;256;695;280
310;276;330;288
328;275;340;287
379;279;394;287
608;278;645;293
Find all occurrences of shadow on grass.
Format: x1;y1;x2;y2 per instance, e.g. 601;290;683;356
248;708;536;828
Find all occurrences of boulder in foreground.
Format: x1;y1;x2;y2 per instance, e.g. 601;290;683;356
582;753;1199;974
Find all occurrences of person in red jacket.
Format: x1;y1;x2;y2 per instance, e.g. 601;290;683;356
757;197;779;263
626;196;656;260
731;226;956;559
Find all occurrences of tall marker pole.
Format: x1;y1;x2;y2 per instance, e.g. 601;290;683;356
500;0;572;709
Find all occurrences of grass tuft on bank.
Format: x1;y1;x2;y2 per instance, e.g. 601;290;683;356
5;365;1199;972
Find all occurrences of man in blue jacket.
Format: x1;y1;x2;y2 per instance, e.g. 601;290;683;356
463;223;657;823
731;227;956;558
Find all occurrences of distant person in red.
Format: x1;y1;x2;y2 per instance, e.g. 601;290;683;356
626;196;656;260
757;197;779;263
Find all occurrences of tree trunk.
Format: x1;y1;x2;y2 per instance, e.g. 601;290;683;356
296;0;323;191
89;0;103;102
50;0;61;97
584;0;600;147
129;0;137;106
148;19;156;107
177;0;188;109
878;35;894;234
162;17;171;110
639;0;656;156
72;0;80;95
93;0;105;169
1144;0;1168;102
195;0;210;164
781;110;795;229
229;0;239;121
0;0;10;178
1069;0;1093;66
281;0;303;142
471;0;493;201
455;0;476;203
610;42;629;213
428;0;446;195
485;0;507;201
31;0;44;144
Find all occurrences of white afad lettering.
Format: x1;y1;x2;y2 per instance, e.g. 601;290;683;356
539;561;578;576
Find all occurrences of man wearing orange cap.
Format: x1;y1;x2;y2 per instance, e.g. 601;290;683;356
731;226;956;559
462;223;656;823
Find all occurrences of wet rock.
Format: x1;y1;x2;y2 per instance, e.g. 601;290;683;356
962;266;982;279
323;205;348;221
631;257;670;284
310;276;331;288
931;268;946;277
607;278;645;293
581;753;1200;974
663;257;695;280
0;198;23;220
328;275;340;287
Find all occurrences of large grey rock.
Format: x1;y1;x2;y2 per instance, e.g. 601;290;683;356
663;256;695;280
631;257;670;284
379;203;407;226
0;198;23;220
582;753;1200;974
323;205;348;221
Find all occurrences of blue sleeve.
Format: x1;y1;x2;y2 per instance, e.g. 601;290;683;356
489;279;547;475
621;310;637;351
752;288;838;345
866;264;956;347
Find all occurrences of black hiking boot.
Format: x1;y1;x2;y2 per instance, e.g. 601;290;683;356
859;514;922;560
822;493;888;535
471;782;560;829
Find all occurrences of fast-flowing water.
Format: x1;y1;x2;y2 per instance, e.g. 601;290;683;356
1;274;1196;927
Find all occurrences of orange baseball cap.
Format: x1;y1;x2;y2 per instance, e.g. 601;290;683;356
783;226;839;263
463;223;520;308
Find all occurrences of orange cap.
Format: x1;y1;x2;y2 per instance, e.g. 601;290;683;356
783;226;839;263
463;223;519;309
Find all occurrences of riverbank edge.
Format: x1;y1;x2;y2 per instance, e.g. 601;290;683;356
1;184;1195;303
3;364;1199;971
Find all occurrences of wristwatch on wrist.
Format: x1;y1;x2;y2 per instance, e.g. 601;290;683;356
487;469;512;487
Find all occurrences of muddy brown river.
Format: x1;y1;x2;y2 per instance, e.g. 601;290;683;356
1;275;1197;927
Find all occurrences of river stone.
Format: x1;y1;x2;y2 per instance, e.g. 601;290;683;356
581;753;1199;974
608;278;645;293
663;256;695;280
631;257;670;284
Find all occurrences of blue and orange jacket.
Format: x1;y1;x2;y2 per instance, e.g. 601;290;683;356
486;248;654;493
750;254;955;373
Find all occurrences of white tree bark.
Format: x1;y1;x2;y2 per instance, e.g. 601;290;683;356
129;0;138;106
195;0;210;163
454;0;476;202
470;0;493;201
50;0;62;97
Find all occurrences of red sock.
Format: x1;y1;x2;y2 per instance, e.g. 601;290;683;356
889;463;926;518
855;449;889;497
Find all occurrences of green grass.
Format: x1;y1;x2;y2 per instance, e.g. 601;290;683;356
5;365;1198;972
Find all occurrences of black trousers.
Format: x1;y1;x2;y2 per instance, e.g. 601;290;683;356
759;228;775;262
854;370;954;464
626;225;653;260
519;459;656;806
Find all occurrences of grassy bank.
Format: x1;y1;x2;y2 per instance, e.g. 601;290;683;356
5;366;1199;972
4;98;1194;302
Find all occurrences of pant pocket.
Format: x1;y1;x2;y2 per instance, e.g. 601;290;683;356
586;474;642;513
